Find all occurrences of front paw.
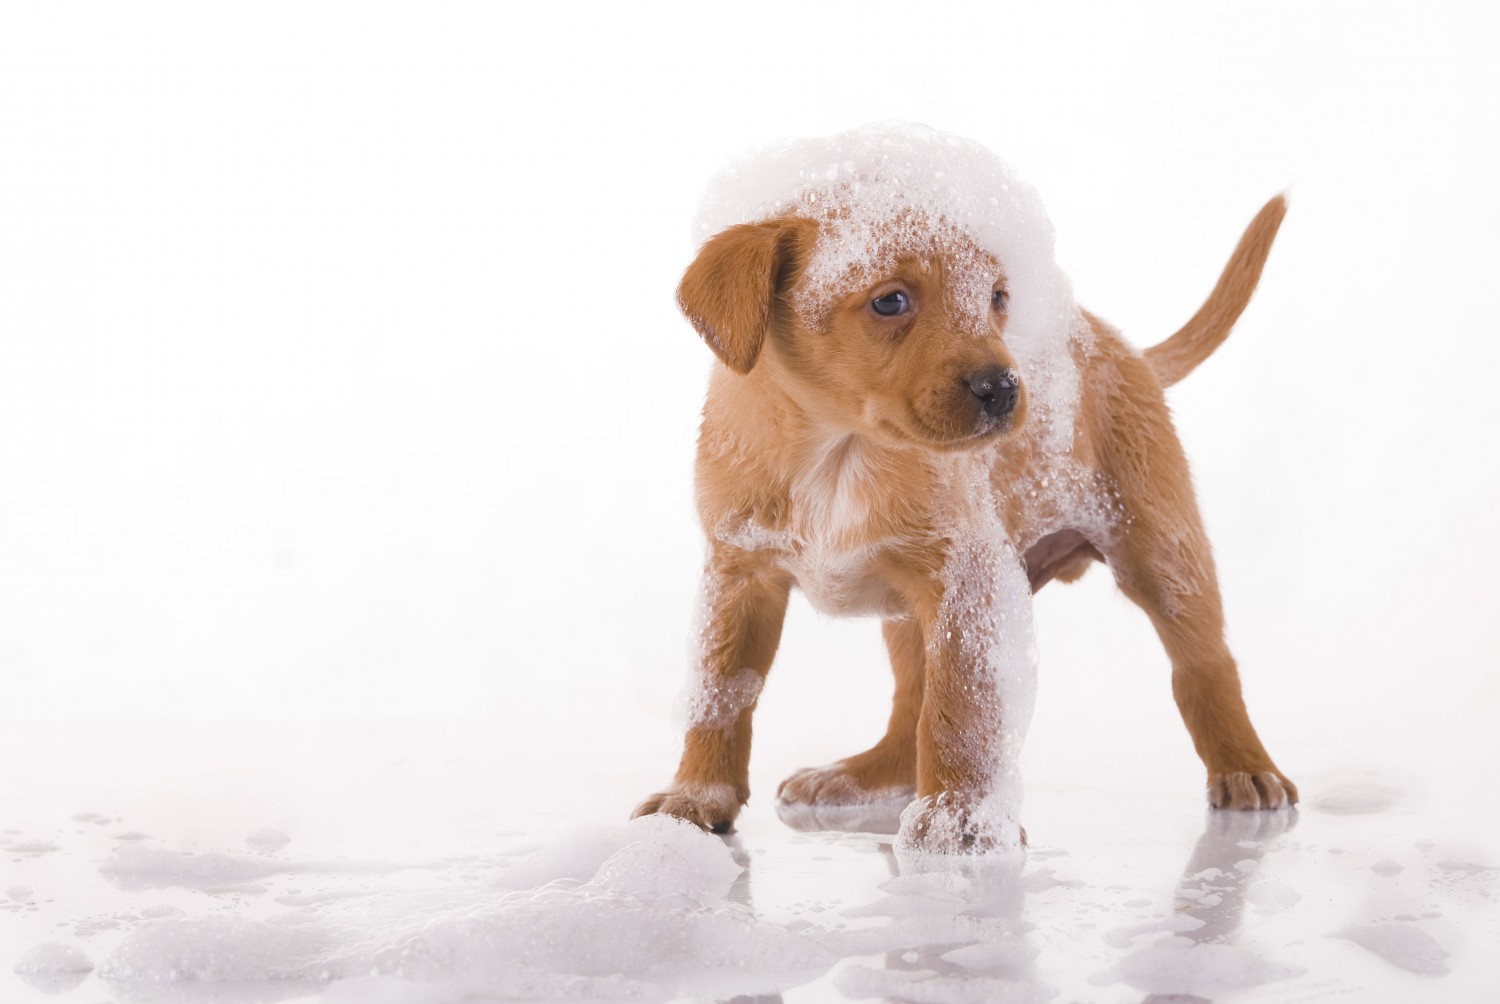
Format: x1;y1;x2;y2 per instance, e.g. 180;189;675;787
894;791;1026;856
632;782;743;834
1209;770;1298;810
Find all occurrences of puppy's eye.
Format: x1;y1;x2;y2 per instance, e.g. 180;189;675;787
991;289;1009;313
870;290;910;317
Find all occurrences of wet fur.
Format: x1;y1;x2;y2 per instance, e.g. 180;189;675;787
635;192;1296;842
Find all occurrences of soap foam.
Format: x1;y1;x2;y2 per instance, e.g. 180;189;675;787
1328;923;1451;976
693;122;1084;455
895;466;1038;856
1095;936;1306;996
674;561;767;732
13;941;94;975
97;815;833;1000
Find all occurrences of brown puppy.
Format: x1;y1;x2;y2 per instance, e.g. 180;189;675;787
634;127;1296;853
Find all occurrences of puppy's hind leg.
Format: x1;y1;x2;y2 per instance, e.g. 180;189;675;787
1101;380;1296;810
1115;538;1296;810
775;617;922;829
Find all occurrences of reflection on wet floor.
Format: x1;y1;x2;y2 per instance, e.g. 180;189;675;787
791;811;1296;1002
1171;809;1298;942
755;788;1488;1003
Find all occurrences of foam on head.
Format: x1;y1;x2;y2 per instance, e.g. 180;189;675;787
694;123;1074;343
692;122;1083;455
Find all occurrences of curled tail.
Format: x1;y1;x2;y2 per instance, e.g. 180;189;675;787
1145;194;1287;387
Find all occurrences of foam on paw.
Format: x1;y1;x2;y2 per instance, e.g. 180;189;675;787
895;791;1027;858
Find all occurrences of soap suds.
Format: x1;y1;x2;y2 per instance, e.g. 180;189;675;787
894;476;1038;856
694;122;1084;456
1095;937;1305;996
97;815;833;999
677;562;765;731
1328;923;1450;976
13;941;94;974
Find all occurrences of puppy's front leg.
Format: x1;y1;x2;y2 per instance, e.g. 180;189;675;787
633;546;790;833
897;537;1036;854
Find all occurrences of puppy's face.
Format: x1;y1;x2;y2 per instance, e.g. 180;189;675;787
680;216;1026;452
781;240;1025;451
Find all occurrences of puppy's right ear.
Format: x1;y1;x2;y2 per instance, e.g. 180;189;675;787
676;217;816;374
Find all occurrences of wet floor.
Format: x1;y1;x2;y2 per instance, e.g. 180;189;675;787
2;716;1495;1003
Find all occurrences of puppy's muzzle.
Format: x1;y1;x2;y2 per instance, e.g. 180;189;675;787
967;366;1020;420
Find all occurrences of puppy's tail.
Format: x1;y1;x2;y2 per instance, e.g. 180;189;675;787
1145;194;1287;388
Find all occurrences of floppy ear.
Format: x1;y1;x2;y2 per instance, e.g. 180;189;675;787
676;217;816;374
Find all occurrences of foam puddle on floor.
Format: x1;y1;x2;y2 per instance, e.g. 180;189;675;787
16;817;1068;1003
33;816;829;1002
3;723;1497;1004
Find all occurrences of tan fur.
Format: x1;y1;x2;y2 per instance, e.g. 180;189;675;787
1146;195;1287;387
634;193;1297;841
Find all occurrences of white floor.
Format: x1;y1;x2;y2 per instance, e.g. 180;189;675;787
3;706;1496;1004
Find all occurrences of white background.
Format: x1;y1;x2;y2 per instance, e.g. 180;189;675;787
2;1;1497;798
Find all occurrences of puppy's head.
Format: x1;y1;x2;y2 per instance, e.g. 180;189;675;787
679;212;1026;452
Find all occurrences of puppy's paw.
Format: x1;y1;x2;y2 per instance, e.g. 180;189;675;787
632;783;742;834
1209;770;1299;810
893;791;1026;856
775;763;914;834
777;757;915;806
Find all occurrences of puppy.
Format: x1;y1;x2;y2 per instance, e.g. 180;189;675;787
634;126;1296;852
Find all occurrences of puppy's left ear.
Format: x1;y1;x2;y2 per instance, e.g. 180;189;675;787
677;217;817;374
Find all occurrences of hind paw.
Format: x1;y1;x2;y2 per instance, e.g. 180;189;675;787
1209;770;1298;810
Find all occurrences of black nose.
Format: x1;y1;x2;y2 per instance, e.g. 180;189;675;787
967;366;1020;418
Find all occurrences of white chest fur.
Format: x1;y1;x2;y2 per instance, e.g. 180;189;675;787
718;435;909;617
783;535;904;616
790;433;876;545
